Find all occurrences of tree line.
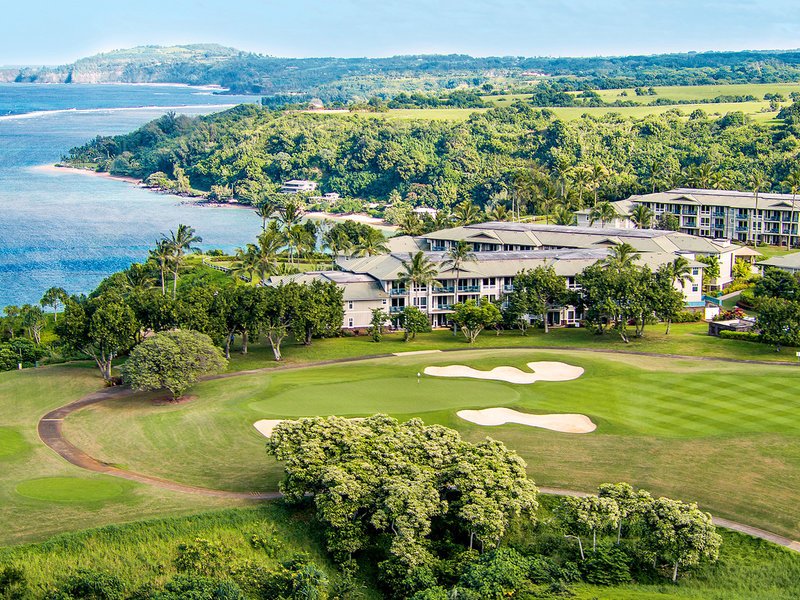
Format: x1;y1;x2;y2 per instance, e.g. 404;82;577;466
64;99;800;220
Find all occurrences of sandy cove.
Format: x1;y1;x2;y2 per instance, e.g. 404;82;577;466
34;165;394;226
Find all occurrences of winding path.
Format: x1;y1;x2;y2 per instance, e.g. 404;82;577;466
37;346;800;552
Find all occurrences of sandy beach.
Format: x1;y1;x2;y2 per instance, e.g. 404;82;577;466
33;165;395;227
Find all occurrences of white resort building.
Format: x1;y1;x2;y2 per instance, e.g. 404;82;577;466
583;188;800;246
280;179;319;194
267;222;754;330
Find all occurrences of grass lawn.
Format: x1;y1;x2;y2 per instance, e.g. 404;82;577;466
0;365;247;546
64;348;800;541
220;322;800;372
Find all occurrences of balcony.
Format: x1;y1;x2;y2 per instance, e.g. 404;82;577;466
712;210;725;217
430;245;446;252
457;285;480;293
503;285;514;293
736;226;749;232
433;304;452;311
683;208;698;215
735;214;749;220
765;215;781;222
390;288;407;296
389;306;404;314
432;286;454;294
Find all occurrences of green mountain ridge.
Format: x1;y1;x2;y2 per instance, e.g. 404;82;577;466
7;43;800;100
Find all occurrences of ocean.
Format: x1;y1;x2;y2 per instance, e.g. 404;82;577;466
0;83;265;308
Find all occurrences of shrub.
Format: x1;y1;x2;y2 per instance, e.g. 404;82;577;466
580;544;632;585
0;564;26;600
528;556;581;584
44;569;125;600
714;308;746;321
249;530;283;558
672;311;702;323
174;538;234;577
718;330;761;342
738;288;758;308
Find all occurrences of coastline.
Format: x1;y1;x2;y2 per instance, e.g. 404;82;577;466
34;164;395;227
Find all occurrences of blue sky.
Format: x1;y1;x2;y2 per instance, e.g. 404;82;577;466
5;0;800;65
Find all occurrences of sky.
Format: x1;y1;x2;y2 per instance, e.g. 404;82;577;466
3;0;800;65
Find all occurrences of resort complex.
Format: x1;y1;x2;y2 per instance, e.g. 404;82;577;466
586;188;800;246
268;222;757;329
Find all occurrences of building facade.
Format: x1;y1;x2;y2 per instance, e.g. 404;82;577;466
614;188;800;246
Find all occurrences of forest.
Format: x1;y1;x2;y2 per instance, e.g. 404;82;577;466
65;99;800;212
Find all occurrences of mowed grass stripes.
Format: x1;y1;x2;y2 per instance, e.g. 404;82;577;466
61;349;800;539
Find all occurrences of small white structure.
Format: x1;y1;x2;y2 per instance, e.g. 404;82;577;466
281;179;319;194
413;207;439;217
310;192;340;204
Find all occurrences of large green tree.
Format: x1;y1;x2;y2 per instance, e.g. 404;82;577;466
122;330;227;400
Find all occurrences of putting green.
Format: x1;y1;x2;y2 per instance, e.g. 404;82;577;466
0;427;28;459
16;477;125;503
249;376;519;417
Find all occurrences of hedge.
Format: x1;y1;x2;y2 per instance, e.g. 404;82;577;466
719;330;761;342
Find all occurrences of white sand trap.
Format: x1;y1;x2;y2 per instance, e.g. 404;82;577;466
253;419;284;438
423;361;583;384
457;408;596;433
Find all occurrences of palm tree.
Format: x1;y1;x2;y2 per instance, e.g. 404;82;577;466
540;183;560;223
601;242;641;273
399;212;424;236
232;245;260;284
322;229;353;259
664;256;693;334
553;158;572;202
645;160;662;193
355;228;389;257
254;199;277;231
589;164;607;206
278;201;303;232
398;251;440;318
485;204;510;222
552;205;576;226
166;224;202;299
572;168;590;208
782;168;800;248
255;230;282;276
432;209;453;231
589;202;617;227
148;239;173;295
629;205;654;229
441;241;476;334
750;171;766;245
453;200;482;226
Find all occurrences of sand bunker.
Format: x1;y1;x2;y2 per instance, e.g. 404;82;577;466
424;361;583;384
457;408;596;433
254;419;284;438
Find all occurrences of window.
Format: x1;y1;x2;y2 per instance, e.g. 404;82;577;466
348;318;354;328
382;299;387;305
692;268;699;275
482;278;496;286
414;297;427;308
692;284;699;292
348;301;353;310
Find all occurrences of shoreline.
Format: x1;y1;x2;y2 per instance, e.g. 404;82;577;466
34;164;395;227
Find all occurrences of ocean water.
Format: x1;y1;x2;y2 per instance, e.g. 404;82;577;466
0;83;265;307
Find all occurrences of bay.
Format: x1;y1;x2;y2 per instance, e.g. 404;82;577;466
0;83;265;308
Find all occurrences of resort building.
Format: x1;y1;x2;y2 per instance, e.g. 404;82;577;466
265;222;731;330
758;251;800;275
599;188;800;246
280;179;319;194
420;222;749;290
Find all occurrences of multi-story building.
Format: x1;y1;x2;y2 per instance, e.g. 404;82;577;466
601;188;800;246
420;222;746;290
280;179;319;194
266;222;727;330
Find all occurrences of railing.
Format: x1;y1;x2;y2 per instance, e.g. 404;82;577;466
765;216;781;222
389;306;404;314
457;285;480;293
430;245;446;252
502;285;514;293
735;226;749;232
432;286;454;294
390;288;407;296
712;210;725;217
434;304;452;311
683;208;698;215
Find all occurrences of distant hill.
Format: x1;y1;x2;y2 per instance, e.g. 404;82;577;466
6;44;800;101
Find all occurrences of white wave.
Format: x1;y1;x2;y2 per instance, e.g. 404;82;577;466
0;103;241;121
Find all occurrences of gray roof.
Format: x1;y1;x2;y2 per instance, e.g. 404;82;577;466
335;248;702;282
627;188;800;211
265;271;388;301
421;221;736;255
759;253;800;270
